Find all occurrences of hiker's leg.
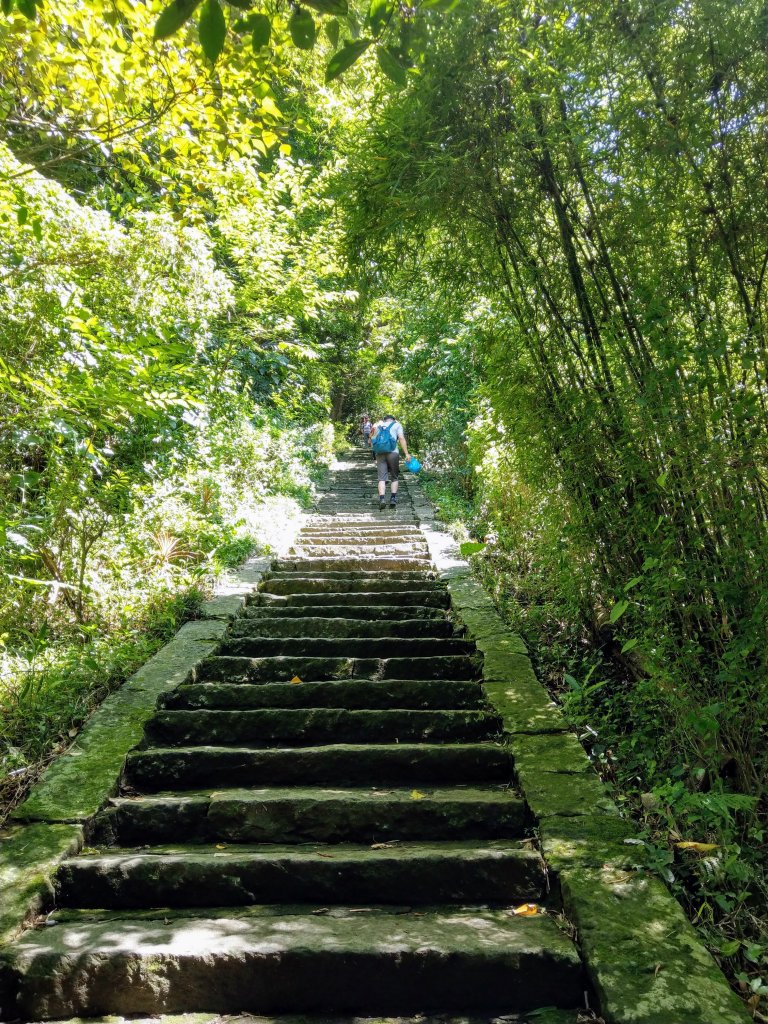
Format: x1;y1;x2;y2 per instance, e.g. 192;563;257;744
388;452;400;496
376;454;388;497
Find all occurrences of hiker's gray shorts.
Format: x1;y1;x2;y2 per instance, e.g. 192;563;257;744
376;451;399;482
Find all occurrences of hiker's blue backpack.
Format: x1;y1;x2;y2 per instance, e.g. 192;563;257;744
371;420;398;454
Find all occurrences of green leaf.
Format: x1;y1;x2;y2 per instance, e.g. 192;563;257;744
620;638;639;654
367;0;393;35
154;0;202;39
325;37;371;81
199;0;227;60
15;0;37;17
250;12;271;47
303;0;348;15
459;540;485;557
609;599;630;624
324;17;340;47
31;217;42;241
289;8;317;49
17;206;28;225
420;0;461;9
377;45;407;85
1;0;15;15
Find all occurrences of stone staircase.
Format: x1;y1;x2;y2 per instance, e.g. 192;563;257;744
1;448;587;1021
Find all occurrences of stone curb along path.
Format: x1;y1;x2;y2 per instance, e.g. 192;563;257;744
408;475;749;1024
0;450;749;1024
0;518;302;953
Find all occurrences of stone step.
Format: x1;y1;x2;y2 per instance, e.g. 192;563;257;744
263;569;438;582
291;546;429;557
228;617;459;639
161;678;483;711
298;527;423;538
124;742;512;790
2;905;583;1018
55;841;545;909
91;786;528;845
241;604;447;620
273;558;431;573
143;708;500;747
252;590;450;608
257;579;442;596
194;655;481;683
216;637;474;659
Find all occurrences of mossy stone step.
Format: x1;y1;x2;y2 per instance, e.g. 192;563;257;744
263;569;437;582
257;578;441;596
273;558;430;573
194;655;481;683
1;905;583;1019
216;637;474;659
92;786;527;845
241;604;447;620
253;590;450;608
124;742;512;790
228;617;458;639
144;708;501;747
55;840;545;909
160;678;484;712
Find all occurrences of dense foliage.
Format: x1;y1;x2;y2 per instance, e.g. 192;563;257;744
2;0;767;1009
343;0;768;1005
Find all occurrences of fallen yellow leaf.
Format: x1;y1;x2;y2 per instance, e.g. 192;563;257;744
215;843;227;849
512;903;542;916
410;789;426;800
674;841;719;853
290;675;302;684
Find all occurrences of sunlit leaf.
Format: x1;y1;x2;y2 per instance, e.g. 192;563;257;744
250;12;270;47
377;46;407;86
289;8;317;49
290;675;303;684
199;0;227;61
410;789;426;800
459;540;485;557
154;0;202;39
303;0;348;15
325;38;372;82
609;599;629;624
512;903;542;916
367;0;393;36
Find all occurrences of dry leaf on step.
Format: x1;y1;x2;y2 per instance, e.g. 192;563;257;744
512;903;543;917
674;841;719;853
290;675;302;684
410;789;426;800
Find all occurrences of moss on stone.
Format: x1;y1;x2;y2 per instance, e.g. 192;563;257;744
483;679;568;735
538;814;640;870
14;631;223;824
516;766;618;819
0;823;83;947
560;865;751;1023
509;732;593;775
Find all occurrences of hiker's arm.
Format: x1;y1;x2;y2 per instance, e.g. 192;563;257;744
398;431;410;459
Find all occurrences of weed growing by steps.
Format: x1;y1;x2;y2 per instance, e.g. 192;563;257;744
0;418;334;823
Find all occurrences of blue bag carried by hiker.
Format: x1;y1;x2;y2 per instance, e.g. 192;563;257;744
404;456;422;473
371;421;398;454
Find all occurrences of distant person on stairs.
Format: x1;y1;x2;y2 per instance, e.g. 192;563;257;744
361;413;373;448
370;413;410;511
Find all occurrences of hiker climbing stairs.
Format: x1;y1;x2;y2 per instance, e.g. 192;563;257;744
1;447;586;1019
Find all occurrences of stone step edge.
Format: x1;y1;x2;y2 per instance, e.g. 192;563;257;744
0;907;584;1019
407;477;750;1024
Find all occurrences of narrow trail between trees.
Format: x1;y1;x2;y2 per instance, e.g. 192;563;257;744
0;450;748;1023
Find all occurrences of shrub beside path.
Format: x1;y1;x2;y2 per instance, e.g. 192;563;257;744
0;449;749;1024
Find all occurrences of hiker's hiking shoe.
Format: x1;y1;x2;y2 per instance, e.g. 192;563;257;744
390;496;398;509
379;498;387;511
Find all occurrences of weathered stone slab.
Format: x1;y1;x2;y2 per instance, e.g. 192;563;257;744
538;815;641;871
560;866;751;1024
0;823;83;946
482;680;568;735
509;731;593;775
517;767;618;819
